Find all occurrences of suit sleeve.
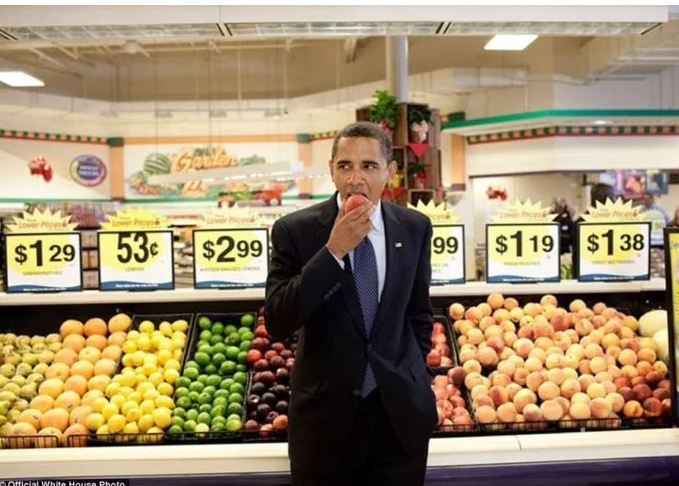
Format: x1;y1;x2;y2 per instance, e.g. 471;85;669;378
408;219;434;363
265;218;345;341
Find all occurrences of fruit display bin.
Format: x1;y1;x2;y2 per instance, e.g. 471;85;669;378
427;314;458;374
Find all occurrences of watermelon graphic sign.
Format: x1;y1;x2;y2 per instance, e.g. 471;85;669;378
124;143;299;199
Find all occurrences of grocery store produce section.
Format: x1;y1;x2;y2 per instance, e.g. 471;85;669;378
0;279;676;484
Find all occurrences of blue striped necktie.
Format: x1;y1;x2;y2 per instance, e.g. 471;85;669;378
353;237;378;397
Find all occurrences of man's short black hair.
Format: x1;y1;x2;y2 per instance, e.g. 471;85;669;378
590;183;616;205
330;121;393;163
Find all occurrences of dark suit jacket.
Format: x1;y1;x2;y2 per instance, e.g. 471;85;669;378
265;195;437;476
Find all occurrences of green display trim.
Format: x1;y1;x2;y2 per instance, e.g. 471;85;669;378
442;109;679;130
0;197;111;203
0;128;108;145
296;133;311;143
467;125;679;145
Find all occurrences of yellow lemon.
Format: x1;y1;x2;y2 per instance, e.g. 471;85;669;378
105;382;121;398
137;336;151;352
159;322;173;337
143;389;160;402
154;395;175;410
121;354;134;368
171;320;188;333
101;402;119;421
131;351;145;367
96;424;109;436
107;414;126;434
152;407;172;429
173;349;183;360
141;362;156;377
121;400;138;416
163;368;179;384
138;321;155;334
158;339;175;352
91;397;109;413
127;391;143;404
122;341;137;354
157;382;173;397
140;399;156;415
125;407;142;423
127;330;140;341
156;349;172;366
120;373;136;388
85;412;105;431
148;372;164;388
164;359;180;371
146;426;164;443
137;414;154;433
118;386;134;397
110;393;126;410
123;421;139;435
136;382;154;394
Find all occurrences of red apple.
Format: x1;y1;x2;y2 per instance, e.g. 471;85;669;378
344;194;370;213
246;349;263;364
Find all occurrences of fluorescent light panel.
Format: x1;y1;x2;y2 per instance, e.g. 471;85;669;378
0;71;44;87
484;34;537;51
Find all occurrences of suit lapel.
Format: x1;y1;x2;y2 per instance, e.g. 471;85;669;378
370;201;405;339
315;194;366;340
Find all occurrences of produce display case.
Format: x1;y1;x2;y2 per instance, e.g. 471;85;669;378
0;280;677;485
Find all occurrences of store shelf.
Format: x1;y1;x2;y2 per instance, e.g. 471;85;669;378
0;278;665;307
1;429;677;479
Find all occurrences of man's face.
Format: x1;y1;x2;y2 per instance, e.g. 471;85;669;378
329;136;396;205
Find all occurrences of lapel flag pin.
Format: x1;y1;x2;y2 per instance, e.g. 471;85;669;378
395;242;402;248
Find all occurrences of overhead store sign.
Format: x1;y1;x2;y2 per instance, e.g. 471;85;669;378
70;154;107;187
4;208;82;292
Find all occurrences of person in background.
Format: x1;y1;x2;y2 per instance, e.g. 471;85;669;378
640;192;670;226
671;207;679;227
265;121;436;485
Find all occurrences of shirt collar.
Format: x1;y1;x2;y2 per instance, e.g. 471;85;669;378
336;193;383;233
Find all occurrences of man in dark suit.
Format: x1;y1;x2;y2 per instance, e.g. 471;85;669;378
266;121;437;485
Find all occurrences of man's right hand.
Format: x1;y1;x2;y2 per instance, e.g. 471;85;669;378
325;200;374;259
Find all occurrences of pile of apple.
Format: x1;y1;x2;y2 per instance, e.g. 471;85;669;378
0;314;130;448
448;294;672;430
243;308;295;437
426;319;454;368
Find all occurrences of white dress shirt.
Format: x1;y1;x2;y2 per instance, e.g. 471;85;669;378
332;194;386;301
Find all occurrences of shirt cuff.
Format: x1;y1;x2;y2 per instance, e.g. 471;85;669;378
325;246;345;269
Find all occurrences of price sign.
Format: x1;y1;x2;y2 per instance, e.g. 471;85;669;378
431;225;465;285
486;224;560;283
577;222;650;281
98;230;174;290
4;233;82;292
193;228;269;288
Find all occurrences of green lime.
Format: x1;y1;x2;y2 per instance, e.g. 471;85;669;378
239;340;251;352
199;403;212;414
176;396;192;409
236;364;247;372
226;332;241;345
189;381;205;393
214;389;229;400
185;409;199;421
226;418;242;432
173;407;187;419
237;351;247;364
212;353;226;367
229;383;245;395
197;374;209;385
209;335;222;346
196;340;209;350
183;419;197;432
206;375;222;387
228;392;243;404
210;422;225;433
212;321;224;331
186;359;199;369
204;364;218;374
224;324;238;335
212;343;227;355
211;415;226;425
171;416;185;428
211;323;225;336
211;405;226;418
176;376;192;389
213;396;227;407
220;361;236;375
240;314;255;328
188;391;200;402
197;411;211;425
197;392;212;405
168;424;183;435
184;367;199;380
199;330;212;342
227;402;243;416
203;385;216;396
233;371;247;385
220;378;234;390
198;316;212;330
228;413;241;422
241;331;254;342
225;346;240;360
194;352;210;367
197;344;213;356
175;386;189;398
195;423;210;436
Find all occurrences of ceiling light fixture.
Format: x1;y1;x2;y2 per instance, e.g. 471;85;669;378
592;119;611;126
484;34;537;51
0;71;44;87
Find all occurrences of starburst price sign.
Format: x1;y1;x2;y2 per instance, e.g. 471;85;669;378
192;208;269;288
577;199;650;282
98;208;174;290
486;199;560;283
4;209;82;292
409;201;465;284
